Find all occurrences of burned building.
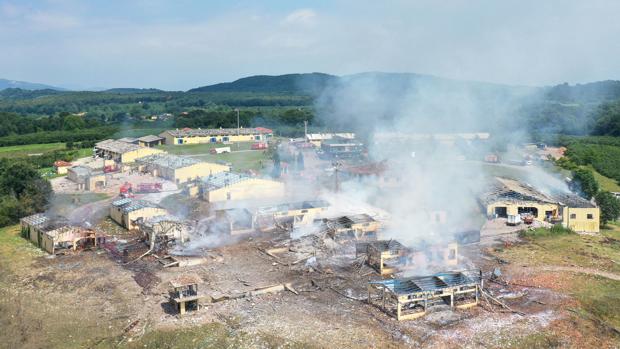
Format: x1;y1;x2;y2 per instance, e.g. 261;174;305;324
67;166;106;191
20;214;104;254
368;269;482;320
319;136;364;159
110;198;168;231
320;214;381;240
357;239;458;275
305;133;355;147
214;208;256;235
136;215;190;251
137;135;165;147
169;274;206;315
481;177;600;233
255;200;330;230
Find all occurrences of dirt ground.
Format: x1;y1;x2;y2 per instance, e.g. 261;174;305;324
2;218;619;349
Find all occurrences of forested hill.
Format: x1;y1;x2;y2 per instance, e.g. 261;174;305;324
188;73;337;94
0;78;65;91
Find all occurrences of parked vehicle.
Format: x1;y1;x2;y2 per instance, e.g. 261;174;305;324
506;214;522;226
251;142;268;150
521;213;534;225
119;182;134;198
209;147;231;154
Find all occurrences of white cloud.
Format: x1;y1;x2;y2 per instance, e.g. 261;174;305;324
283;8;317;26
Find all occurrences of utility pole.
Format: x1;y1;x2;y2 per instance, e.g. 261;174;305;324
304;120;308;141
235;108;240;150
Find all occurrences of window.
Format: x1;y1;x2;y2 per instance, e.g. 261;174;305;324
223;136;229;142
301;209;308;213
570;214;576;219
210;137;217;143
255;135;261;140
177;139;183;144
448;249;456;260
587;214;593;219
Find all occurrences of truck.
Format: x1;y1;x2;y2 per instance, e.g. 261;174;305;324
136;183;163;193
209;147;231;154
251;142;268;150
119;182;134;198
506;214;522;226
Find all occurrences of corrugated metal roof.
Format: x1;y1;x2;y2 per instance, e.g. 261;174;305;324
112;198;132;207
95;139;142;153
200;172;251;191
370;270;481;295
164;127;272;137
138;135;164;142
137;153;201;170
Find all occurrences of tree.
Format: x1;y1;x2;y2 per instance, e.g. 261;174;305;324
62;114;86;131
571;168;599;199
595;191;620;226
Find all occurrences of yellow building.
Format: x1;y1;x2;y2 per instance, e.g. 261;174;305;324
160;127;273;145
137;135;165;147
481;177;600;233
110;198;168;230
197;172;285;203
20;214;103;254
95;139;164;164
67;166;106;191
255;200;329;227
136;153;229;184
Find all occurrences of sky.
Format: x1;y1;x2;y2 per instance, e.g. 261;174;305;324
1;0;620;91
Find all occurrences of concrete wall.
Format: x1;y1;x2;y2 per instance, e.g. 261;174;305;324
125;207;168;230
562;207;600;233
202;178;285;203
173;162;229;184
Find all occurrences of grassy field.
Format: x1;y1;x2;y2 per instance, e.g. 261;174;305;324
582;165;620;192
496;223;620;333
0;142;66;158
158;142;271;172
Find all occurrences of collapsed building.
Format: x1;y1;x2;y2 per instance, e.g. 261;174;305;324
94;139;163;165
213;208;256;235
135;215;190;251
320;136;365;159
160;127;273;145
254;200;330;230
305;133;355;147
319;214;381;240
110;198;168;230
169;274;205;315
368;269;482;320
356;239;458;276
481;177;600;233
67;166;106;191
187;172;285;203
136;153;229;185
20;213;105;254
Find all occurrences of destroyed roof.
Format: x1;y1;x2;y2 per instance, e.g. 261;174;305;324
481;177;595;208
95;139;142;153
200;172;252;190
137;135;164;142
323;214;376;229
21;213;49;226
366;240;407;252
170;274;203;288
370;270;481;295
112;198;162;213
137;153;200;169
163;127;273;137
69;166;93;177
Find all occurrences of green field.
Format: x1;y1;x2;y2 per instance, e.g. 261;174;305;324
582;165;620;192
158;142;271;172
0;143;66;158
